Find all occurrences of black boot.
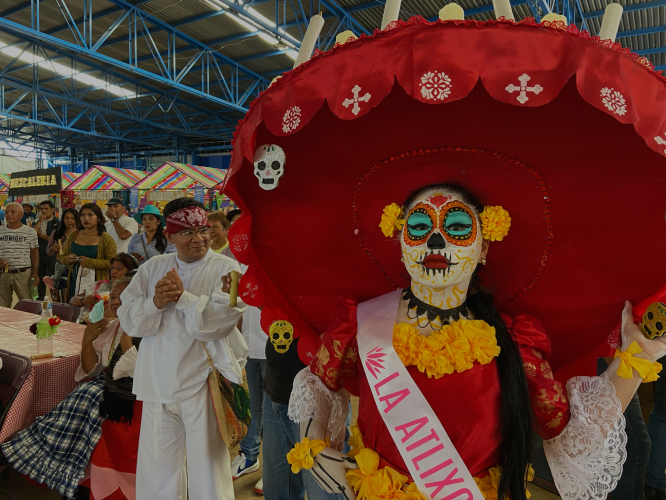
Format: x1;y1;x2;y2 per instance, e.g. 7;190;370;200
646;486;666;500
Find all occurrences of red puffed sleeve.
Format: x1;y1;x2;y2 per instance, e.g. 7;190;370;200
309;296;361;396
502;313;571;440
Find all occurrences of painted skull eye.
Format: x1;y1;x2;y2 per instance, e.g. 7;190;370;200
271;161;281;170
657;322;664;332
648;312;654;320
272;332;280;340
258;161;267;171
443;209;473;240
284;332;291;339
406;211;433;240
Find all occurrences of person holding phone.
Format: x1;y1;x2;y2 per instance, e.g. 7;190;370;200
59;203;116;301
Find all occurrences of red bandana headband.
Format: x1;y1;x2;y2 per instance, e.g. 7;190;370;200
166;206;210;234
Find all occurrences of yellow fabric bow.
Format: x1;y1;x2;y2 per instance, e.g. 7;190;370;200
614;341;657;380
644;361;663;383
286;437;330;473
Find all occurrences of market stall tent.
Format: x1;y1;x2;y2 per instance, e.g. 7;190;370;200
0;173;10;194
132;162;226;208
62;172;81;188
67;165;146;207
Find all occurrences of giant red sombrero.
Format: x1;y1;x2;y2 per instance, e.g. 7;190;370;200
223;12;666;374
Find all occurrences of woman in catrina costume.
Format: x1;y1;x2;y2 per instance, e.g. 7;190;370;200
222;0;666;498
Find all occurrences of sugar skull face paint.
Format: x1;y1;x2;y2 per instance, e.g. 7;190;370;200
401;187;483;309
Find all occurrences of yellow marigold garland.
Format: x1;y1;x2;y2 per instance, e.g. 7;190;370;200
393;319;501;379
474;465;535;499
379;203;405;237
346;447;427;500
345;425;534;500
480;206;511;242
286;437;330;473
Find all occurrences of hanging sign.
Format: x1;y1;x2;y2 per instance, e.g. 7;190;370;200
193;186;205;204
129;188;139;212
9;167;62;196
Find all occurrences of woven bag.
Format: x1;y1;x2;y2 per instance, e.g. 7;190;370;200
202;343;251;449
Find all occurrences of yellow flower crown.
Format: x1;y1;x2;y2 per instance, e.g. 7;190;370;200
379;203;511;241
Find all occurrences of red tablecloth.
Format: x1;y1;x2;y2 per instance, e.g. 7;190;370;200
0;307;85;443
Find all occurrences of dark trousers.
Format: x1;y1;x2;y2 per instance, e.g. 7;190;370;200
647;355;666;491
598;358;651;500
37;253;56;300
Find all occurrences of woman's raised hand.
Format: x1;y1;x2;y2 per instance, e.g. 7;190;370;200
82;318;110;345
621;301;666;361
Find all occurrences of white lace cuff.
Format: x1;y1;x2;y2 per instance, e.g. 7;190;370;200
543;373;627;500
112;346;137;380
288;367;350;445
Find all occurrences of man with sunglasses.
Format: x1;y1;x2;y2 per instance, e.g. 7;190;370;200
118;197;248;500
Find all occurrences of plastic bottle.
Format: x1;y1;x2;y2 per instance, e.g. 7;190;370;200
41;298;53;319
30;277;39;300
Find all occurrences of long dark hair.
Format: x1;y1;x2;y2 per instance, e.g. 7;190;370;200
77;203;106;235
54;208;79;241
142;214;167;254
404;184;532;500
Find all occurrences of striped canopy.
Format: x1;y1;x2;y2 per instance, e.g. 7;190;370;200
133;162;226;190
62;172;81;188
68;165;146;191
0;173;10;193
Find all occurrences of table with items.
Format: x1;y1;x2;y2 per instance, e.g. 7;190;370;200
0;307;85;442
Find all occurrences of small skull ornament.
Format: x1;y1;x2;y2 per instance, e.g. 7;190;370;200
254;144;285;191
642;302;666;339
269;320;294;353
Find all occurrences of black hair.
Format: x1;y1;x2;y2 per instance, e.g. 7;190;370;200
225;209;242;224
77;203;107;235
111;252;140;272
54;208;79;241
163;197;204;220
39;200;54;209
141;213;167;254
404;184;533;500
154;224;167;254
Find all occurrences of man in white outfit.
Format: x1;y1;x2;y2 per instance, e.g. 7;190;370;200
118;198;247;500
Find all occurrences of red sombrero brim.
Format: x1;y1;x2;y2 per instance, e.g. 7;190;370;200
225;18;666;372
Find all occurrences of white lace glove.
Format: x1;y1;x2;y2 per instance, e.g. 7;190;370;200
300;418;358;499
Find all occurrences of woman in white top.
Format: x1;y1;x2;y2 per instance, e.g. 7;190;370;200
1;277;140;500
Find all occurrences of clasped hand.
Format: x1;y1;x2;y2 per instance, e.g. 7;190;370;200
153;268;184;309
300;419;358;500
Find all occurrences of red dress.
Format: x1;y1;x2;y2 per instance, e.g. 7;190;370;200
88;401;142;500
310;297;570;477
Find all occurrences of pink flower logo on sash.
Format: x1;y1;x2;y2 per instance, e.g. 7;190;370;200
365;346;386;379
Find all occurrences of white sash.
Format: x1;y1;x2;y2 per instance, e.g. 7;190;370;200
357;290;483;500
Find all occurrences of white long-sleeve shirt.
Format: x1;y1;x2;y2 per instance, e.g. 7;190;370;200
241;307;267;360
117;249;248;404
239;265;267;360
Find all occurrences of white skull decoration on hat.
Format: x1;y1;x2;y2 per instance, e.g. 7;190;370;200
253;144;286;191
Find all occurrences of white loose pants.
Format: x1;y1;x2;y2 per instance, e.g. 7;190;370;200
136;381;234;500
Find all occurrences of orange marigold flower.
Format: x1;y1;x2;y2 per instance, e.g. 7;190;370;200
480;206;511;242
379;203;405;237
